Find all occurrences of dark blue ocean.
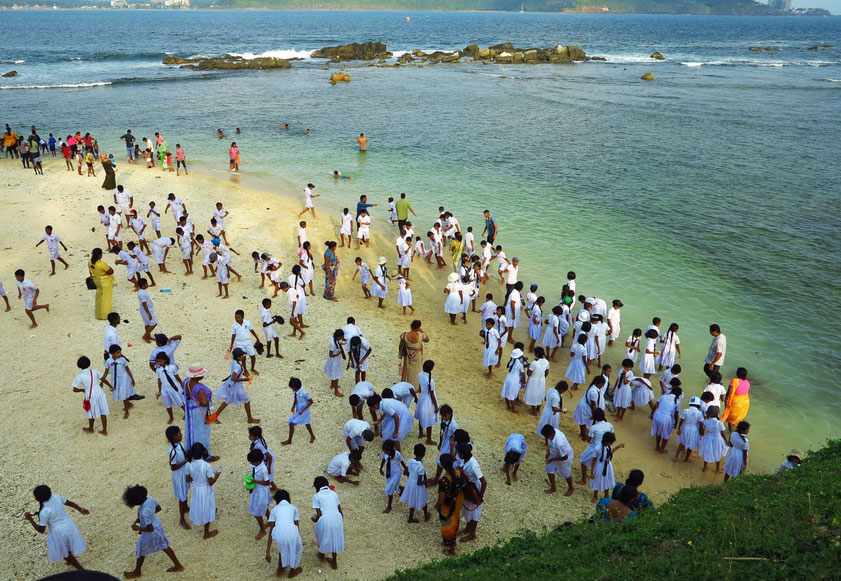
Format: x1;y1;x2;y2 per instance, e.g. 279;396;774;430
2;10;840;465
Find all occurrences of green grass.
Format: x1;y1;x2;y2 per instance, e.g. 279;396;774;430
392;441;841;580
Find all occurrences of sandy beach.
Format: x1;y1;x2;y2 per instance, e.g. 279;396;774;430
0;155;735;580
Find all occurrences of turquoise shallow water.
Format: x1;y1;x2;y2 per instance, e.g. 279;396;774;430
2;10;840;468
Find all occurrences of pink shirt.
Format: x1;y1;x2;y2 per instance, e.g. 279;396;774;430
176;148;185;161
731;378;751;396
230;147;238;161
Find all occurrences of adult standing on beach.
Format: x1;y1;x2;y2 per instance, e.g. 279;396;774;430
502;257;519;301
322;241;340;301
356;195;377;222
395;193;416;233
399;320;428;388
183;364;218;461
88;248;114;320
100;153;116;190
704;324;726;379
120;129;136;163
482;210;498;245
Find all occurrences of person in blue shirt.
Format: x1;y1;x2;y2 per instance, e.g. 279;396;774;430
48;134;57;157
355;195;377;223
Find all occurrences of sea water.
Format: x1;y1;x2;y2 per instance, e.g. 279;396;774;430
2;10;840;469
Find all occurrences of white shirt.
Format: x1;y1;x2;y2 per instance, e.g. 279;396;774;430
115;188;132;206
341;213;353;232
703;382;727;407
103;325;120;352
231;321;252;344
298;227;308;245
461;456;484;488
343;419;370;439
42;232;60;251
260;306;274;328
342;324;362;341
505;264;519;284
327;451;352;477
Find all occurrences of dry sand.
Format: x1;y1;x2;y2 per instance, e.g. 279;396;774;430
0;156;721;580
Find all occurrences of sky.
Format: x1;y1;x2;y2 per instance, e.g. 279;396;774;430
792;0;838;12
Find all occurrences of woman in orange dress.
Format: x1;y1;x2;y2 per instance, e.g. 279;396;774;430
435;454;465;555
721;367;751;431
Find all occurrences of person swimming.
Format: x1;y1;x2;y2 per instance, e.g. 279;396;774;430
277;124;289;130
217;129;225;139
333;171;353;180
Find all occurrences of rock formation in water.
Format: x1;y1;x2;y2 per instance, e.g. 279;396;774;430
163;55;291;70
311;42;391;61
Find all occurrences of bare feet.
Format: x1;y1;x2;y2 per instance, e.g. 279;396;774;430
281;440;292;446
166;565;185;573
203;529;219;540
255;530;266;541
408;518;419;523
123;570;142;579
248;418;261;424
459;534;476;543
179;520;191;530
564;488;575;497
98;430;108;436
383;507;392;514
544;488;556;495
82;427;94;433
309;436;316;443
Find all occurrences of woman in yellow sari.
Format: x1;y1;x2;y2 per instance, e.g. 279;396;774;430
88;248;114;320
722;367;751;431
435;453;465;556
399;320;428;388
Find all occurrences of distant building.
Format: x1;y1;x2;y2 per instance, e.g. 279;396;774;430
110;0;128;7
767;0;792;10
164;0;190;5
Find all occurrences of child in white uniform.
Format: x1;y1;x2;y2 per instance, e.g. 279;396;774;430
397;274;414;314
673;396;704;462
657;323;681;370
380;439;406;514
482;318;501;377
265;490;303;577
282;377;315;445
122;485;183;577
260;298;281;358
340;208;354;247
353;257;372;299
147;201;161;237
589;432;624;502
399;443;430;522
35;225;69;275
24;485;88;570
247;450;272;540
612;359;635;419
723;422;750;481
186;442;221;539
155;352;183;424
415;361;439;443
311;477;344;569
577;408;613;483
229;309;259;374
165;426;191;529
699;406;728;473
503;433;527;485
71;356;109;435
102;344;136;419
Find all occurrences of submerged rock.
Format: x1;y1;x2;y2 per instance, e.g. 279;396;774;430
312;42;391;61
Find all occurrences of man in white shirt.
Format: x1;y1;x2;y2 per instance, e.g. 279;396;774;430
607;299;623;345
502;257;519;301
704;324;727;379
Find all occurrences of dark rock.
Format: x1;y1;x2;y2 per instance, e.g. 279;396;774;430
2;70;17;77
463;44;479;57
650;51;665;60
311;42;391;61
641;72;654;81
162;56;200;65
590;56;607;61
489;42;514;53
330;72;351;84
808;45;819;51
193;57;290;71
749;47;763;51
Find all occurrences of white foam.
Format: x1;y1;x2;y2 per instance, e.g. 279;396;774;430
680;62;704;67
0;81;112;90
826;78;841;83
593;54;664;64
227;49;314;61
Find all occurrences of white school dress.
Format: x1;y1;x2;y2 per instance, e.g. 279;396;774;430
349;336;372;372
380;398;413;441
323;337;344;380
723;432;749;478
483;327;501;367
415;371;438;429
501;358;525;401
580;419;616;466
651;393;679;439
269;500;303;568
573;384;601;427
216;360;250;406
528;304;542;340
371;265;388;298
625;335;640;364
542;314;561;349
699;418;728;463
107;356;135;401
505;289;522;328
536;388;562;436
439;416;459;459
607;307;621;341
495;314;509;344
116;249;137;280
301;252;315;284
188;459;216;526
524;358;550;406
72;368;109;419
136;497;169;557
344;420;372;452
312;486;344;554
156;364;183;409
545;431;574;478
639;338;656;375
593;320;609;356
137;289;157;326
631;377;654;406
657;331;680;369
443;282;462;314
677;407;704;450
382;450;404;495
558;304;572;336
589;446;616;492
251;438;275;482
260;306;277;342
356;262;371;286
169;442;190;502
400;458;428;509
390;382;415;408
289;388;312;425
585;326;599;361
248;462;271;517
350;380;375;404
612;369;634;409
505;433;527;465
397;277;412;307
38;494;86;563
565;343;587;384
398;240;411;269
460;456;484;522
340;213;353;236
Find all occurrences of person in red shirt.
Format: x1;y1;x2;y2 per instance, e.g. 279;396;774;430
61;143;73;171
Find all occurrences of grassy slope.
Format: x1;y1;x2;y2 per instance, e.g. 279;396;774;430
393;441;841;580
